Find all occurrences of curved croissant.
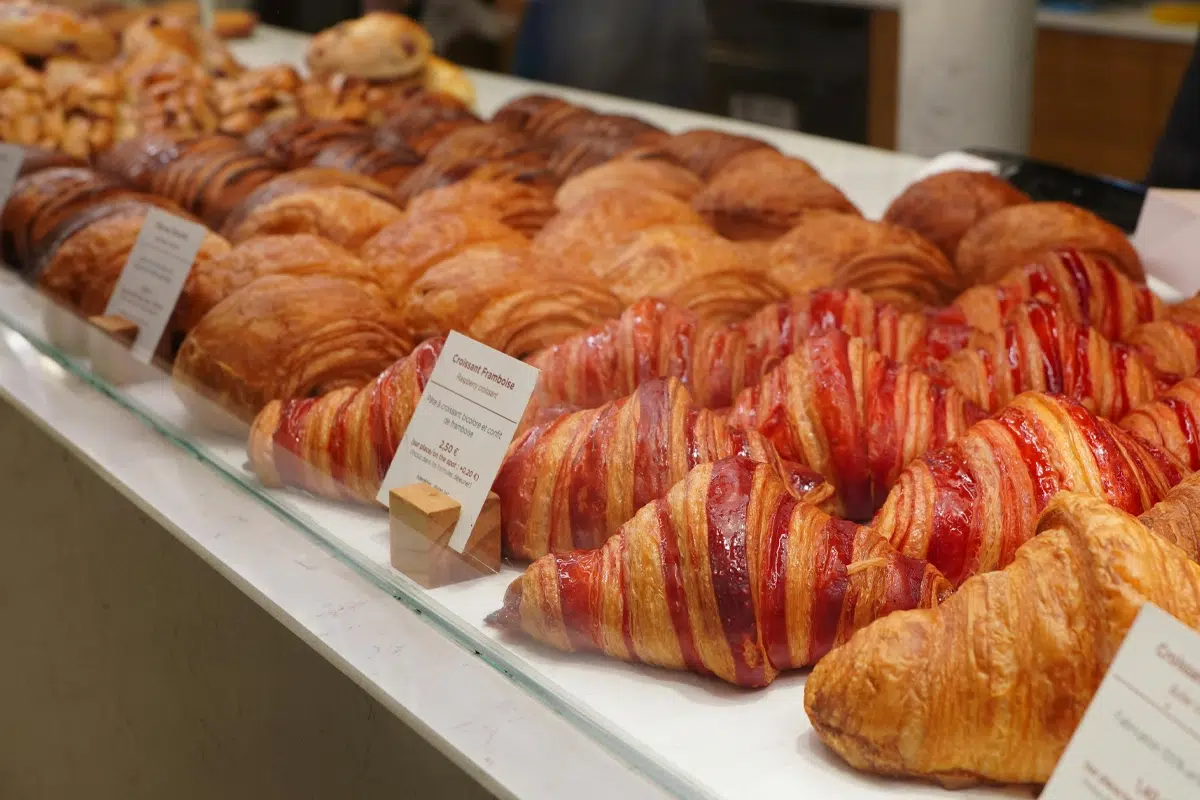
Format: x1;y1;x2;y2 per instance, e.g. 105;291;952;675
527;292;975;411
555;157;703;211
248;337;444;502
1119;376;1200;472
495;378;831;560
727;331;986;521
489;456;950;687
946;248;1163;340
873;392;1184;586
805;492;1200;788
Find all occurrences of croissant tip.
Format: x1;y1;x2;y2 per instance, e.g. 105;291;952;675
485;578;524;630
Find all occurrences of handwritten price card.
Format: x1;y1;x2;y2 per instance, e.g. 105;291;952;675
377;331;539;553
1043;604;1200;800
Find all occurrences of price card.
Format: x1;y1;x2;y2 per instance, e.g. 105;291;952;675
0;143;25;212
104;208;207;363
377;331;539;553
1042;603;1200;800
1131;188;1200;298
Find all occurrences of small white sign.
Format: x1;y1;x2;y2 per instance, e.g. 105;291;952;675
104;208;207;363
377;331;539;552
1042;603;1200;800
911;150;1001;182
1132;188;1200;299
0;143;26;210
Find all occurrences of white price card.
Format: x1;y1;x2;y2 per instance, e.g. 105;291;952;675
104;208;207;363
377;331;540;552
0;143;25;212
1042;603;1200;800
910;150;1001;183
1132;188;1200;299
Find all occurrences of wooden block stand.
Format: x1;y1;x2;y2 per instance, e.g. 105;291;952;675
389;484;501;589
87;314;151;386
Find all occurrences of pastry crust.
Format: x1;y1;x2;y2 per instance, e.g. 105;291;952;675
955;201;1144;287
768;211;959;309
530;187;706;272
219;168;398;239
806;491;1200;787
693;149;860;240
584;224;788;323
555;158;703;211
883;169;1030;264
657;128;777;179
309;137;420;189
360;210;527;304
404;177;555;238
244;116;370;168
420;55;474;108
173;273;411;424
226;185;402;251
307;12;432;81
373;89;480;156
0;1;117;61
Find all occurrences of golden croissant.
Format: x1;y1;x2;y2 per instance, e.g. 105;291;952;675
490;456;950;687
805;492;1200;788
727;330;986;520
495;377;831;560
874;391;1185;586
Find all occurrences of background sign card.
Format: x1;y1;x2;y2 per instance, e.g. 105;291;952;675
0;143;24;212
1132;188;1200;298
377;331;539;553
1042;603;1200;799
103;208;207;363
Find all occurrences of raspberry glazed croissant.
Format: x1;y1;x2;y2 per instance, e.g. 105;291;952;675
727;330;987;521
873;392;1185;587
805;492;1200;788
945;248;1163;340
488;456;951;687
1119;376;1200;472
496;377;831;560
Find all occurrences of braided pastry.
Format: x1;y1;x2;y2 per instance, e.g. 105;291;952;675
489;456;950;687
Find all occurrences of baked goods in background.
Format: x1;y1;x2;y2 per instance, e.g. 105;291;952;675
218;168;399;239
1119;376;1200;473
0;1;117;62
225;185;403;251
692;149;860;241
489;456;950;687
402;176;555;238
767;211;960;310
882;169;1031;265
955;201;1145;286
243;116;369;169
309;136;421;189
496;378;831;560
41;57;120;158
554;158;704;211
172;273;412;424
306;12;432;81
656;128;778;179
213;65;301;136
420;55;474;108
805;492;1200;788
374;89;481;156
727;330;987;520
0;56;51;147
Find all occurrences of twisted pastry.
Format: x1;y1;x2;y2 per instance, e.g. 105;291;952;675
248;337;444;502
805;492;1200;788
490;456;949;687
496;377;831;561
1119;376;1200;472
527;292;975;411
727;331;986;521
873;392;1185;586
946;248;1162;340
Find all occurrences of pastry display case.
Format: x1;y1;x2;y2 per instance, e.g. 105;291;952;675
3;5;1200;799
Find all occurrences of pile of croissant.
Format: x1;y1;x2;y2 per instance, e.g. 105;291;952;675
0;3;473;157
8;56;1200;791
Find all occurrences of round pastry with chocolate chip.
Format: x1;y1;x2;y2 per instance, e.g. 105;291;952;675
306;12;432;81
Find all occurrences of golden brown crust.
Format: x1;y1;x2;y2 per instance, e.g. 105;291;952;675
404;177;555;238
555;158;703;211
0;1;117;61
173;273;411;424
806;492;1200;787
420;55;474;108
1140;470;1200;563
360;211;527;304
657;128;777;179
531;187;706;272
213;9;258;40
767;211;959;309
955;201;1145;287
882;170;1030;263
226;185;402;251
693;150;859;241
306;12;432;81
219;167;398;239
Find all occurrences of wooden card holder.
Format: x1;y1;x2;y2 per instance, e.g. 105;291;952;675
389;483;501;589
87;314;146;386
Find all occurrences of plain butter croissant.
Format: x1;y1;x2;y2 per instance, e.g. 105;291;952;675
490;456;950;687
806;492;1200;788
225;185;402;251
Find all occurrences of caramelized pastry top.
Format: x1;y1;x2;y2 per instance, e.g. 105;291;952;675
225;185;403;251
555;158;703;211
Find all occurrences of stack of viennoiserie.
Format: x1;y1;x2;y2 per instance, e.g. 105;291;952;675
7;6;1200;793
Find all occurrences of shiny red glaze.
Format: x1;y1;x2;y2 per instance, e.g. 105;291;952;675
921;443;978;586
655;502;706;673
1002;406;1059;508
1059;250;1094;325
1112;345;1133;419
1064;403;1141;512
1165;395;1200;471
1069;327;1094;409
554;550;603;651
704;457;768;687
699;327;737;408
1025;303;1064;394
618;534;639;659
883;551;931;616
567;403;618;550
759;496;797;671
327;398;350;485
368;370;397;483
272;397;318;487
810;333;872;520
494;415;564;556
807;517;858;663
866;363;900;518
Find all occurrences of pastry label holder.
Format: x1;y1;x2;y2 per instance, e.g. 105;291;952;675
103;208;207;364
1042;603;1200;799
0;143;25;212
379;331;540;588
1132;188;1200;297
